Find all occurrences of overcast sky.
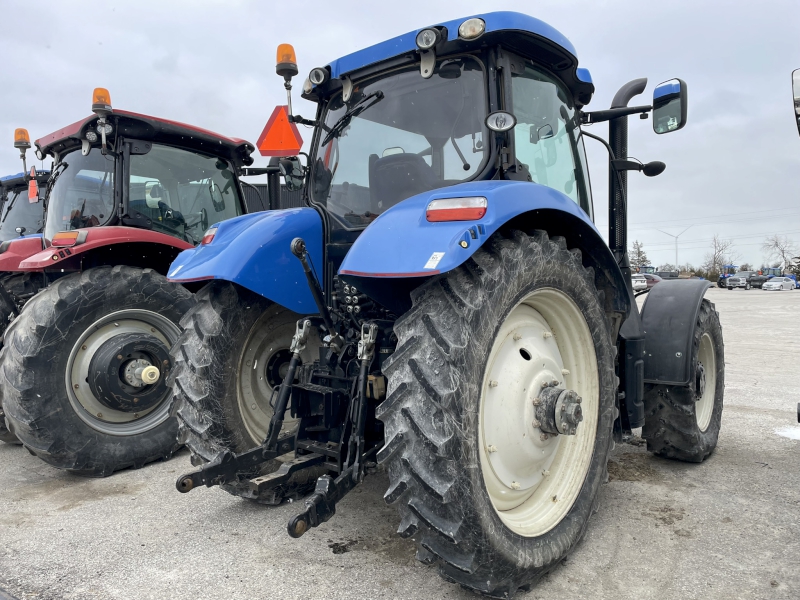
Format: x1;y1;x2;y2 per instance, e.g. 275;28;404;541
1;0;798;268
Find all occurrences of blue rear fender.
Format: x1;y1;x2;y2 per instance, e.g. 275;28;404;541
167;208;323;314
339;180;630;318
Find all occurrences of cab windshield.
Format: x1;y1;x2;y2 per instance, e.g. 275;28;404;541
45;144;243;245
0;186;44;241
310;56;488;229
44;150;115;242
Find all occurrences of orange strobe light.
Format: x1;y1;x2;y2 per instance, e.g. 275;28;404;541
92;87;113;115
14;128;31;150
276;43;298;79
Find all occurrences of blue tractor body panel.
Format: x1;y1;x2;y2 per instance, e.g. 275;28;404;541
339;181;598;278
327;12;578;79
167;208;323;314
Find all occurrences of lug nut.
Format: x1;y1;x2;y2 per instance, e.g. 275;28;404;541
540;433;549;441
513;333;522;341
543;331;553;338
510;481;521;490
487;445;498;453
488;380;498;388
532;419;540;428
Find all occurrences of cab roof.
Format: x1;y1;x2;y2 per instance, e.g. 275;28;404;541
35;110;255;168
325;11;594;106
0;170;51;189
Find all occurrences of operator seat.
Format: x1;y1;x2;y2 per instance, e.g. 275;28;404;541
368;153;440;213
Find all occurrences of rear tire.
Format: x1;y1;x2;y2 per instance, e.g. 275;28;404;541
643;299;724;462
0;266;193;475
378;230;617;596
0;273;44;445
168;281;321;504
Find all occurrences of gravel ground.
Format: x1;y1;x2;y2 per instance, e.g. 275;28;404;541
1;287;798;599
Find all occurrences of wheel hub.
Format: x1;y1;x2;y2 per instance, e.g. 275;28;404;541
695;363;706;397
535;383;583;436
88;332;170;412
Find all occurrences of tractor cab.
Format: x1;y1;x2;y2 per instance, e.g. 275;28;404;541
638;265;656;274
297;17;596;259
24;88;255;274
0;169;49;242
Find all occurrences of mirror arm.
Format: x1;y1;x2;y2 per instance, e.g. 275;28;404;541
241;166;280;177
288;115;318;127
581;105;652;124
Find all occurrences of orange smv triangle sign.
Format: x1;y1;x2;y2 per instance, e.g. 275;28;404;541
257;105;303;157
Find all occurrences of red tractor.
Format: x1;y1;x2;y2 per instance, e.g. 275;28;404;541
0;89;256;476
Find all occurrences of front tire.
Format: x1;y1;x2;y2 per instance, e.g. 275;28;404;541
168;281;321;504
378;230;617;596
0;266;193;475
643;299;724;462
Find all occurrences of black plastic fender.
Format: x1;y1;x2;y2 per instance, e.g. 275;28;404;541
641;279;713;386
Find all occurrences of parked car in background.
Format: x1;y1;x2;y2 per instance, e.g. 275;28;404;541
750;273;771;288
727;271;757;290
762;277;795;291
656;271;679;279
632;274;648;291
717;264;738;288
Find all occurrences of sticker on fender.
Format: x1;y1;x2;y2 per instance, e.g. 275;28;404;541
424;252;445;269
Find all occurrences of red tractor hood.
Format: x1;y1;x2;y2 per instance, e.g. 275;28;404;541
0;236;44;272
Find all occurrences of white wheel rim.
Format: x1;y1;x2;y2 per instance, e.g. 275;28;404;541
695;332;716;432
479;288;599;537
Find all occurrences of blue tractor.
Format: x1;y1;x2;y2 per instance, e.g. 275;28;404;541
168;13;724;595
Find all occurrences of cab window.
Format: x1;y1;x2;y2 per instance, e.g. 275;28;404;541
129;144;242;244
511;64;593;217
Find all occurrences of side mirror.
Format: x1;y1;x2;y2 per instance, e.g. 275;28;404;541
792;69;800;136
279;156;304;192
652;78;688;134
530;124;554;144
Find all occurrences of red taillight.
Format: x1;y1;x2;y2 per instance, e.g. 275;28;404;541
201;227;218;245
426;197;487;222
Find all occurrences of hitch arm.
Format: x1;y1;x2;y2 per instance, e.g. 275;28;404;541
175;435;295;493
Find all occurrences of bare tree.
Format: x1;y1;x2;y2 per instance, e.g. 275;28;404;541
762;234;798;269
629;240;649;271
702;234;736;277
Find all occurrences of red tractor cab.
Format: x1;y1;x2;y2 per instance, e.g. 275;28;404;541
0;89;256;474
